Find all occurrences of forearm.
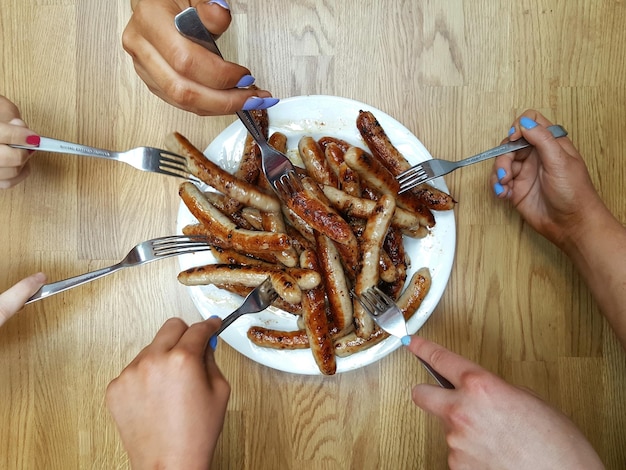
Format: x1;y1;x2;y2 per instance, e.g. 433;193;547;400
561;205;626;349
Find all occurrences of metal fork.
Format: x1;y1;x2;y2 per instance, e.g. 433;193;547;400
356;286;455;389
25;235;211;304
174;7;304;194
215;276;278;335
11;136;199;182
396;124;568;193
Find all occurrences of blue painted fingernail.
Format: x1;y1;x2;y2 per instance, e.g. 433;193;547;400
401;335;411;346
494;182;505;196
508;126;515;136
242;97;280;110
520;116;537;129
496;168;506;181
236;74;255;88
258;97;280;109
208;0;230;10
242;97;265;110
209;335;218;350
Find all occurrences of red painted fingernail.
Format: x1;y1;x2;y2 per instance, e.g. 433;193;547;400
26;135;40;146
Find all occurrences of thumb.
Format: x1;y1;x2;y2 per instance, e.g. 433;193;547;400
518;116;566;170
194;0;232;36
0;272;47;327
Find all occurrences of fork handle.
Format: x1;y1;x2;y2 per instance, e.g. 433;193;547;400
215;306;245;335
25;264;122;304
174;7;222;57
454;125;568;168
417;357;455;389
11;136;116;160
174;8;268;146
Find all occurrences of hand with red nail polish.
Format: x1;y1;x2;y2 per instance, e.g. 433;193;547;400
0;95;40;189
106;316;230;470
123;0;276;116
0;273;47;327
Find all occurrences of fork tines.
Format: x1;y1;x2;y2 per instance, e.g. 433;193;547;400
151;235;212;256
273;171;304;195
396;165;429;193
156;150;202;183
354;286;390;317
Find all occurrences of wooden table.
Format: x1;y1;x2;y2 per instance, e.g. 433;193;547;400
1;1;625;468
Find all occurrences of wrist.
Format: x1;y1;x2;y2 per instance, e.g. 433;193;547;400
558;200;619;258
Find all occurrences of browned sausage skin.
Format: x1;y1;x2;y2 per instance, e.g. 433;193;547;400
355;110;455;211
300;249;337;375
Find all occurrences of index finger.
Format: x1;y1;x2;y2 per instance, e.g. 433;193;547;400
406;335;484;386
132;3;251;91
175;316;222;357
0;96;21;122
509;109;578;156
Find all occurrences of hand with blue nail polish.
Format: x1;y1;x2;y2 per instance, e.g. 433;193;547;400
490;109;600;243
123;0;277;115
407;335;605;470
106;316;230;469
490;110;626;351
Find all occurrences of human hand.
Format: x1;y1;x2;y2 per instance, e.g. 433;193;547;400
0;273;47;327
0;96;41;189
123;0;278;116
489;110;608;248
407;336;604;469
105;317;230;470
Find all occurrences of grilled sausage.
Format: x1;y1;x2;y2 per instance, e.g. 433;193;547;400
180;182;291;253
247;327;310;349
353;194;396;338
169;132;280;212
178;264;317;304
355;110;455;210
300;249;336;375
314;232;353;335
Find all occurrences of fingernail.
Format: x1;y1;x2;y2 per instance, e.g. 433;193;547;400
258;97;280;109
520;116;537;129
496;168;506;181
26;135;40;146
208;315;220;350
242;97;280;110
494;182;505;196
508;126;515;136
242;97;264;110
208;0;230;10
401;335;411;346
236;74;255;88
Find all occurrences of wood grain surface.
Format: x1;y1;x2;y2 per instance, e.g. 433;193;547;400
1;1;625;469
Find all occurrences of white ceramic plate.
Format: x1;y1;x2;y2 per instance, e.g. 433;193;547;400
177;95;456;375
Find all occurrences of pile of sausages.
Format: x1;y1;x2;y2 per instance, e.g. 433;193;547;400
167;110;455;375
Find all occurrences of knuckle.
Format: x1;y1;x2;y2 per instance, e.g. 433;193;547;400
121;28;136;55
170;48;197;79
164;80;198;110
164;317;187;328
446;401;472;431
460;369;491;395
169;347;195;367
427;347;448;368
